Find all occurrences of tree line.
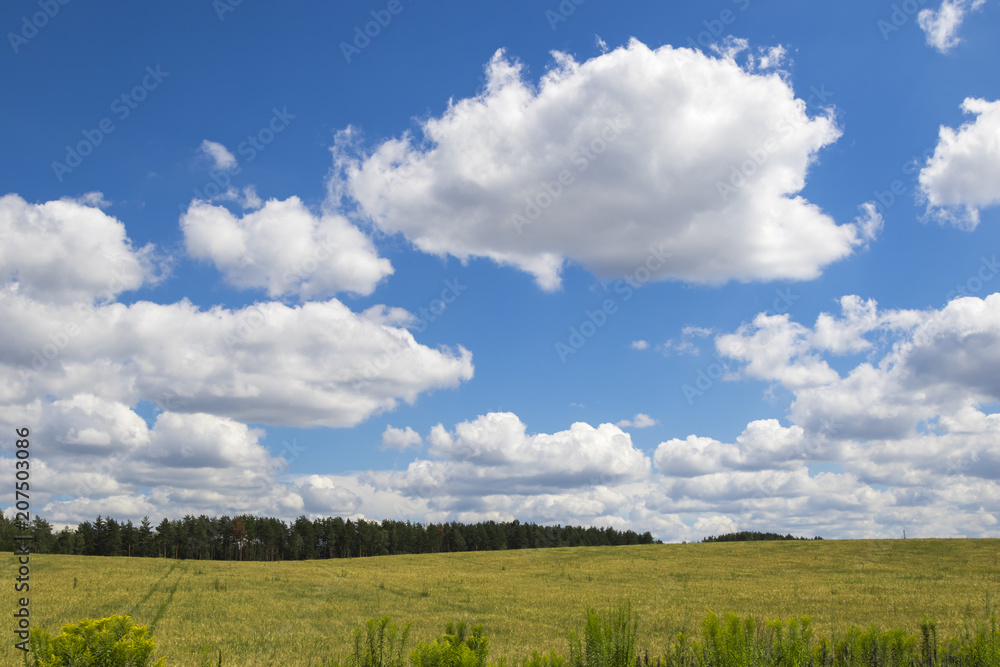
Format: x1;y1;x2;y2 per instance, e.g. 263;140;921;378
701;531;823;543
0;512;656;560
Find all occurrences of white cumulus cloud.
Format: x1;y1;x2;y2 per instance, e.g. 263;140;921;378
0;194;473;434
919;98;1000;229
712;291;1000;443
0;293;474;428
381;425;423;451
333;39;868;291
0;194;163;304
654;420;807;476
364;412;651;504
181;196;393;299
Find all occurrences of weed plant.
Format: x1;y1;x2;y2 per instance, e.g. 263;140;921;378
568;599;639;667
411;621;491;667
324;603;1000;667
24;615;165;667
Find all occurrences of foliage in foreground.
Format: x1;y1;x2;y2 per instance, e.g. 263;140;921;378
655;610;1000;666
24;614;165;666
23;602;1000;666
567;599;638;667
321;603;1000;667
411;621;491;667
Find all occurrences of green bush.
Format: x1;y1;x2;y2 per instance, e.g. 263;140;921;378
940;613;1000;666
332;616;412;667
829;624;920;667
568;600;638;667
25;615;166;667
519;649;566;667
410;621;490;667
326;605;1000;667
763;616;814;667
696;611;764;667
657;631;697;667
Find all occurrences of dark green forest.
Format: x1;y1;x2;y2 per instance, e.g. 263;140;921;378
0;512;655;560
702;531;823;543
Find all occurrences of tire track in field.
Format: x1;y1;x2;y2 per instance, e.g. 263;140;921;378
125;560;179;619
148;562;187;633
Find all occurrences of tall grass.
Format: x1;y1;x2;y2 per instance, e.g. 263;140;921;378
351;616;412;667
940;614;999;666
697;611;763;667
568;599;639;667
324;604;1000;667
646;611;1000;666
410;621;491;667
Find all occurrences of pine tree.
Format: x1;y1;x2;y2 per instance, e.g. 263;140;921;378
138;516;153;557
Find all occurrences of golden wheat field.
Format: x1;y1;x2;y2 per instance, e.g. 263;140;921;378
2;538;999;667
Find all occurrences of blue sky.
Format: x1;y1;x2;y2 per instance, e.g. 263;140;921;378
2;0;1000;541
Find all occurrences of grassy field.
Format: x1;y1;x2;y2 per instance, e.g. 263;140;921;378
2;538;999;666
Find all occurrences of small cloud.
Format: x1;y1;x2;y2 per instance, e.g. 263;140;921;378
659;326;713;356
917;0;987;53
853;201;883;245
661;339;699;356
709;36;749;63
616;413;658;429
595;35;608;53
683;326;713;338
195;185;261;210
381;425;423;451
631;340;650;350
240;185;263;210
75;192;110;208
199;139;237;171
746;45;787;72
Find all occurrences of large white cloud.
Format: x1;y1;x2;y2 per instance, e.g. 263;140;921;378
785;294;1000;440
0;292;473;428
654;420;807;477
0;194;471;430
624;291;1000;539
714;294;926;392
364;412;651;506
0;194;162;304
716;313;840;390
181;196;393;299
919;98;1000;229
334;39;870;291
41;393;150;456
710;291;1000;442
0;400;293;525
